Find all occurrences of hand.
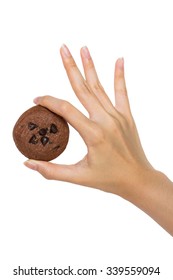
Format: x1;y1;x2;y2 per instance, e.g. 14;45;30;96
25;44;154;197
25;45;173;235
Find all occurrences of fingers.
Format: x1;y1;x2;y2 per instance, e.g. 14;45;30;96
24;160;84;184
34;95;95;144
60;44;105;119
80;47;116;115
114;58;132;117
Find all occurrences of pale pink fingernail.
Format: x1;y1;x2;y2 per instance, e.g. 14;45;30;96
81;46;91;59
24;160;38;171
61;44;71;57
33;96;41;104
118;57;124;70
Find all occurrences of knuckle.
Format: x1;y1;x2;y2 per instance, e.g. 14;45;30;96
85;59;94;70
75;80;86;93
118;113;136;131
119;114;128;127
59;100;71;114
116;88;127;96
37;165;53;180
75;79;91;95
90;125;105;146
113;118;122;133
105;114;124;135
66;58;77;69
41;95;51;106
107;109;129;129
92;81;104;92
106;114;121;130
42;172;52;180
82;80;91;92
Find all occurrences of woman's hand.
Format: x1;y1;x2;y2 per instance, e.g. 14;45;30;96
25;45;154;197
24;45;173;235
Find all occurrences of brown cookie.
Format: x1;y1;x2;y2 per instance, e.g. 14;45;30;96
13;105;69;161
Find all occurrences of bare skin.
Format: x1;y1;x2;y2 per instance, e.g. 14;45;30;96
24;45;173;236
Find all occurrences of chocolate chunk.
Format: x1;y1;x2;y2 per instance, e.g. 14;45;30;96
28;122;38;130
29;135;38;144
39;128;48;136
41;136;49;146
50;124;58;134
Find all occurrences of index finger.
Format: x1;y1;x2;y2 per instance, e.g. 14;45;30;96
34;95;95;145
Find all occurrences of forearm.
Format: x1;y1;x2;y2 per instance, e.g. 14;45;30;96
122;169;173;236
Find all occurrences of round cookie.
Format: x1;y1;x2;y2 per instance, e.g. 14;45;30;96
13;105;69;161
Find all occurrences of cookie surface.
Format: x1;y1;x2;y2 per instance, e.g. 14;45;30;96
13;105;69;161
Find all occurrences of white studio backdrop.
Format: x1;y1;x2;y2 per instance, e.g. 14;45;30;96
0;0;173;279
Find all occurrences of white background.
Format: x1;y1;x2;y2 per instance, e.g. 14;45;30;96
0;0;173;279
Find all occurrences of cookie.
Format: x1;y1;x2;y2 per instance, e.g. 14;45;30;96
13;105;69;161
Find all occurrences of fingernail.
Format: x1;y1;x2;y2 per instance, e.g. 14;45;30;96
61;44;71;57
24;160;38;171
118;57;124;70
33;96;41;104
81;46;91;59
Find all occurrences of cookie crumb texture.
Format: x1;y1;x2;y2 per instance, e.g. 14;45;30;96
13;105;69;161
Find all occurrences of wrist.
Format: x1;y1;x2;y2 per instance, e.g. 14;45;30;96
120;167;166;206
119;167;173;235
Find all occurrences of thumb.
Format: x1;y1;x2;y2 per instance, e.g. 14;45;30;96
24;160;83;184
114;58;131;117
